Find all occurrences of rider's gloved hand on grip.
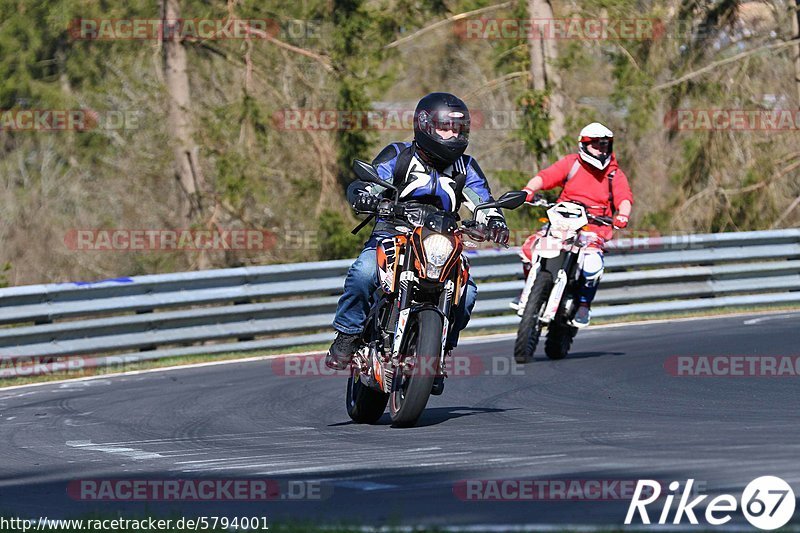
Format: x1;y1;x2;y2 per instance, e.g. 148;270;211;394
613;214;629;229
352;193;380;213
487;218;510;246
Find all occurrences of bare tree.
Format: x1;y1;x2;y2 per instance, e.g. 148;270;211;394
161;0;208;221
792;0;800;103
527;0;565;147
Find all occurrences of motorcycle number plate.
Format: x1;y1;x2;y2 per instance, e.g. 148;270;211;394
535;236;562;259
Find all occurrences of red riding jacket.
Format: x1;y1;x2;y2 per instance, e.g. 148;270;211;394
524;153;633;241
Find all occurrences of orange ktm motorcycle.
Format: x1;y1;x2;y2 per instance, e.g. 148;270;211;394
344;160;527;427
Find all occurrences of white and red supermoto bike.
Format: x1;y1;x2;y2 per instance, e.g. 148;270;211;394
513;197;612;363
345;160;527;427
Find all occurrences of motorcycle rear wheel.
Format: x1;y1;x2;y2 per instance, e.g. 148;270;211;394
346;368;389;424
544;321;577;360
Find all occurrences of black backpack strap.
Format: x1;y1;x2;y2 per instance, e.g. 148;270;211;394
391;144;417;189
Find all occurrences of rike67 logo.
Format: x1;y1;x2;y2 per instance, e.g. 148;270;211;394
625;477;795;530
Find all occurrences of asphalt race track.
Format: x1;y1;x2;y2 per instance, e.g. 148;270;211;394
1;311;799;530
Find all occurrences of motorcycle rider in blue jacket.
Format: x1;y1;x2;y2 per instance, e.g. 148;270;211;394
325;93;510;387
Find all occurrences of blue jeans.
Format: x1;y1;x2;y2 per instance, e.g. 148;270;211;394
332;245;478;349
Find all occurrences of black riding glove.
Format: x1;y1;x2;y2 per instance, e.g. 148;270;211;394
352;193;380;213
487;217;509;245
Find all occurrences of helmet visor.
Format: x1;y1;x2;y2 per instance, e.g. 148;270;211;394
582;137;612;157
418;109;470;143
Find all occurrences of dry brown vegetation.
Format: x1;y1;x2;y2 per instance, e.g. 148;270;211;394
0;0;797;286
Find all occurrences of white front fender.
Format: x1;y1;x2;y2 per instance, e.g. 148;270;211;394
535;236;562;259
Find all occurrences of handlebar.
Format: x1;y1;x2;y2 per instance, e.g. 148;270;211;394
359;200;502;245
353;199;415;219
591;215;614;226
460;220;489;242
527;196;613;226
526;197;552;209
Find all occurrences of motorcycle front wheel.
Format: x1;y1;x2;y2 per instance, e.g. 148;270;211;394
513;271;554;363
389;309;441;428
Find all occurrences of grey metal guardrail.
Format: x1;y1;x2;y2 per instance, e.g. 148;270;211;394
0;228;798;376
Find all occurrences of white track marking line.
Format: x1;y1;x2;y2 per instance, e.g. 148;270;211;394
0;354;318;393
333;481;398;491
175;454;279;465
743;312;800;325
63;419;103;427
0;390;43;400
485;453;566;463
87;428;314;447
462;309;800;344
179;463;294;473
66;440;164;460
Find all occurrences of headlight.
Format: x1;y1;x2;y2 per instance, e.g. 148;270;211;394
422;234;454;278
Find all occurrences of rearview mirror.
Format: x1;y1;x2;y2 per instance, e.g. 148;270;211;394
474;190;528;213
352;159;396;191
494;190;528;210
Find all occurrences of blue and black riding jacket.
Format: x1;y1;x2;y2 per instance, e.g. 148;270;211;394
347;142;505;238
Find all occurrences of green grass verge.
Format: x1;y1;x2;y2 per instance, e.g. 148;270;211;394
1;303;798;389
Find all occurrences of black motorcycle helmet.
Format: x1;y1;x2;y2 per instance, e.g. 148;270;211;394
413;92;470;169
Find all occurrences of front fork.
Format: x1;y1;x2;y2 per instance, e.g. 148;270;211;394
518;248;578;323
541;251;578;324
390;260;453;381
437;280;454;377
517;261;541;317
541;270;568;324
391;248;416;361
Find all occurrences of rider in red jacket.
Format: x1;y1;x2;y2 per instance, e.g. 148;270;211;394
516;122;633;326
